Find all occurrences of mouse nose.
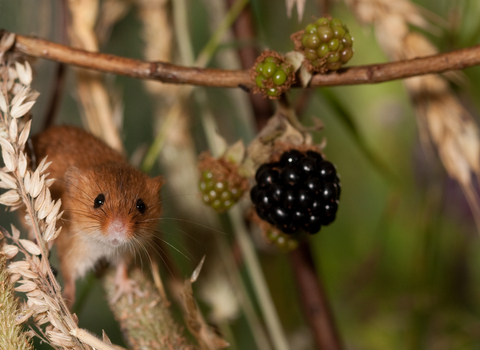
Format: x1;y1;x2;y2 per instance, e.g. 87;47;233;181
106;218;130;245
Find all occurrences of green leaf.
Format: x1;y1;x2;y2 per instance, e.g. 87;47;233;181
321;88;400;185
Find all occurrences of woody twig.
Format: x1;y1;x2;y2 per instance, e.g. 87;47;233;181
9;31;480;89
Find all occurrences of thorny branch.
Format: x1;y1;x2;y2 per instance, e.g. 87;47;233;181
9;31;480;89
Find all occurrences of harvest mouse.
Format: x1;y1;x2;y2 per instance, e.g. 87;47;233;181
31;126;164;307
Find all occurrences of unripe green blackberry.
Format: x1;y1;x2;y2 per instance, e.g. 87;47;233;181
266;229;299;252
198;153;248;213
292;17;354;73
251;51;295;100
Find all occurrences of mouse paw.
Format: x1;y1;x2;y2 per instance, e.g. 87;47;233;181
112;269;144;304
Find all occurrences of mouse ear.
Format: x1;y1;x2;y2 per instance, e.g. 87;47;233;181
151;175;165;193
64;166;83;190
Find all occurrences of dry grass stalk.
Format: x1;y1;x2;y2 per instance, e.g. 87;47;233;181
0;251;34;350
0;32;118;350
181;257;229;350
102;267;197;350
67;0;124;153
96;0;132;45
285;0;307;21
345;0;480;230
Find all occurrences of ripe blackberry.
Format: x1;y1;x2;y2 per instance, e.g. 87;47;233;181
250;149;340;234
198;154;248;213
251;51;295;100
292;17;354;72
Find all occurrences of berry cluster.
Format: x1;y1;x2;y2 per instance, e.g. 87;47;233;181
252;52;294;99
200;170;244;213
296;17;353;72
250;150;340;234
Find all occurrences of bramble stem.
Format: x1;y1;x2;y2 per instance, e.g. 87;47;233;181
11;31;480;88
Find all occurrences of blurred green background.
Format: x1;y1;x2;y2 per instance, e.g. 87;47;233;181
2;0;480;349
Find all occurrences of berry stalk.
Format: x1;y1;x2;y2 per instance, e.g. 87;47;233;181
289;241;343;350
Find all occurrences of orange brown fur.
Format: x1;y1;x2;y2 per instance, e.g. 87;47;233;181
32;126;164;307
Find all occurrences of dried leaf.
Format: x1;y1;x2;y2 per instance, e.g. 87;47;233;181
26;89;40;103
2;147;15;172
2;244;18;259
15;61;33;86
15;309;35;325
43;223;56;243
0;180;11;189
9;118;17;142
34;312;49;325
11;224;20;240
43;294;60;312
8;261;30;272
34;187;46;211
102;330;112;345
23;171;31;194
11;100;35;119
0;32;15;54
46;330;76;348
212;132;228;158
0;171;17;189
299;64;313;87
191;255;205;283
14;281;37;292
0;189;20;206
9;273;21;284
284;50;303;73
47;312;62;330
36;156;50;174
29;171;44;198
32;174;45;198
0;136;15;155
46;199;62;225
46;226;62;242
223;140;245;165
18;151;27;177
285;0;306;21
37;192;54;220
7;203;22;212
18;268;38;279
19;239;41;256
26;290;43;298
10;86;29;109
30;304;48;314
18;119;32;147
0;90;7;113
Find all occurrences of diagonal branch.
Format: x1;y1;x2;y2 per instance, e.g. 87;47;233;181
9;31;480;88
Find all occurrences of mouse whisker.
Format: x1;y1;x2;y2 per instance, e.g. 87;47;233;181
152;217;226;235
149;228;201;245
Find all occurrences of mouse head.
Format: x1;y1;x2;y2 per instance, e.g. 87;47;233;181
64;163;164;247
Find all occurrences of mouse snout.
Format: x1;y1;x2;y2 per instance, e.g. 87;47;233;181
105;218;131;245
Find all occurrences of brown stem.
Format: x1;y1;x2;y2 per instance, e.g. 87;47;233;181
9;31;480;88
294;89;314;118
316;0;330;16
289;241;343;350
43;63;66;129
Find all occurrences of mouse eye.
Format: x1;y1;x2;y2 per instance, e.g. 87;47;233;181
94;194;105;208
136;199;146;214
